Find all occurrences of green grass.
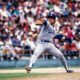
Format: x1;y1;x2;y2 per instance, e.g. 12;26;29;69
0;73;48;80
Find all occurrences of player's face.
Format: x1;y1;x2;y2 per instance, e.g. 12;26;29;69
48;18;55;25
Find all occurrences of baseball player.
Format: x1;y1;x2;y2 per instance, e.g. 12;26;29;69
25;12;73;73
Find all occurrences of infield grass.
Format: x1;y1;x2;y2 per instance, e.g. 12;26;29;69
0;73;48;80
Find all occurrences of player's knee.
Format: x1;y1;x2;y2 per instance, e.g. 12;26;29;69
58;53;64;58
32;52;39;58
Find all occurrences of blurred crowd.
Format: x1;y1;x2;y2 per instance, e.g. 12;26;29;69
0;0;80;60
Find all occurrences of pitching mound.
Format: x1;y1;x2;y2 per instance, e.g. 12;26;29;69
12;73;80;80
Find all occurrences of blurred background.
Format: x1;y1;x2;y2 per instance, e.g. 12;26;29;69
0;0;80;68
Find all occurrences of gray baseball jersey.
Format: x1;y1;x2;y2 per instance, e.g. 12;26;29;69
37;20;55;43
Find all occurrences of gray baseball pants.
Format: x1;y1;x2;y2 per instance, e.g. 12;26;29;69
29;42;69;70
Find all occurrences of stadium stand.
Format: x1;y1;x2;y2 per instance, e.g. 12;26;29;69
0;0;80;60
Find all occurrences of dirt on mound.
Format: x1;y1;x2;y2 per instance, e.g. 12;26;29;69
13;73;80;80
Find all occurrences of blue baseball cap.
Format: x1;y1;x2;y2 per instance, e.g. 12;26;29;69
47;11;56;19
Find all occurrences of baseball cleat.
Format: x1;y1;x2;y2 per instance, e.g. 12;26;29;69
25;66;31;73
66;69;74;73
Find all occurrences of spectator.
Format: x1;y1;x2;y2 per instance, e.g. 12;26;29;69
0;37;4;60
3;37;19;60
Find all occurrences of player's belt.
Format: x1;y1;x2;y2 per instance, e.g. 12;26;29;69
41;40;51;42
